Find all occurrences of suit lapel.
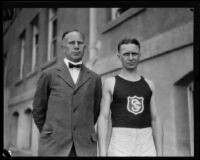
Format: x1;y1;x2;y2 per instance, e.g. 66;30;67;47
57;62;75;88
74;65;91;92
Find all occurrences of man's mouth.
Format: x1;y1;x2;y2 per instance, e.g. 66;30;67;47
72;52;81;55
127;62;136;65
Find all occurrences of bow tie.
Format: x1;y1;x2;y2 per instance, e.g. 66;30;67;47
68;62;82;68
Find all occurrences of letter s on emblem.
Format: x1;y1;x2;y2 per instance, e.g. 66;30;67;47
127;96;144;115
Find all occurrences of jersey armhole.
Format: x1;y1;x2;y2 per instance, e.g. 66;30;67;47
109;76;116;102
111;77;116;94
144;78;154;93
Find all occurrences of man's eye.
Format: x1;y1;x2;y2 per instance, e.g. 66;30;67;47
123;53;129;56
68;41;83;45
133;53;138;56
69;42;75;45
78;42;83;45
123;52;138;56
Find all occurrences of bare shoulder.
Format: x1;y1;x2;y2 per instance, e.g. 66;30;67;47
144;77;155;91
104;76;115;84
103;77;116;93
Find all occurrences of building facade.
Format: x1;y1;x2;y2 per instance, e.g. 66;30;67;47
3;8;193;156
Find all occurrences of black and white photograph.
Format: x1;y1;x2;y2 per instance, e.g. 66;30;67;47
2;1;199;158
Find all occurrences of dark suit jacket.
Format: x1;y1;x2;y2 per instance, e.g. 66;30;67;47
32;61;102;156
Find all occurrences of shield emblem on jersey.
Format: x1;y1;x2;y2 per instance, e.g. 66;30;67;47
127;96;144;115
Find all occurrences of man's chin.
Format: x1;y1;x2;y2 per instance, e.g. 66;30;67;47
72;58;82;63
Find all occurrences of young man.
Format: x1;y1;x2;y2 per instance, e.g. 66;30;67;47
33;30;102;156
97;38;163;156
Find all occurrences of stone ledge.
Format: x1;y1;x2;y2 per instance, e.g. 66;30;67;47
8;88;36;107
101;8;146;34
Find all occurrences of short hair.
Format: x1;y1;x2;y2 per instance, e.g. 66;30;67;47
118;38;140;52
62;29;85;41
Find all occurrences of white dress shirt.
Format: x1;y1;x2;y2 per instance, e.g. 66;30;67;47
64;58;82;84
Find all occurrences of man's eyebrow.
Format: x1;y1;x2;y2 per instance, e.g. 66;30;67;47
122;52;139;54
67;40;83;42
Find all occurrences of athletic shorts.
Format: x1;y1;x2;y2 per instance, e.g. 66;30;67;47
108;127;156;156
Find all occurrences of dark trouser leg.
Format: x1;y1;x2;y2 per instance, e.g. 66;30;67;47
69;143;77;157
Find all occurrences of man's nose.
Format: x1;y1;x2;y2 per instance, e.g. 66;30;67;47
129;54;134;60
74;42;79;48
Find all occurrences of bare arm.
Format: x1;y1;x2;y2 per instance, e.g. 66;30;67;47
147;79;163;156
97;78;114;156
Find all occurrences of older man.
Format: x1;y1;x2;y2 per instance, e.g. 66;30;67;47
33;29;102;156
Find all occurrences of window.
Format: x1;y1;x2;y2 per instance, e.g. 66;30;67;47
19;31;26;80
111;8;130;20
31;15;39;71
47;8;57;61
174;72;193;156
21;108;32;149
101;8;145;34
11;112;19;147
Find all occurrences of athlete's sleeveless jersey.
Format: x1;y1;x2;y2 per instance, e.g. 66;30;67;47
110;75;152;128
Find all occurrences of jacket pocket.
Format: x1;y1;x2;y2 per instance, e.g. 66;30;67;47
43;131;52;135
41;123;53;138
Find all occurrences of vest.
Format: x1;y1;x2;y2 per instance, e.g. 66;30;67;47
110;75;152;128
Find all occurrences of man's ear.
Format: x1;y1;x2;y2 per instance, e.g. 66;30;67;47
83;44;86;50
117;52;120;58
61;40;65;48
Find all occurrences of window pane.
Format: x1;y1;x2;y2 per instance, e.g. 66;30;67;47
49;8;57;19
20;35;25;79
32;15;39;71
52;19;57;38
52;8;57;14
35;34;39;45
111;8;131;20
118;8;130;14
51;40;57;58
53;41;56;57
48;8;57;61
35;45;39;67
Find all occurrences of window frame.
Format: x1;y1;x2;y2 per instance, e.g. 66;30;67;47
101;8;145;34
111;8;131;20
47;8;57;62
19;31;26;80
31;15;39;72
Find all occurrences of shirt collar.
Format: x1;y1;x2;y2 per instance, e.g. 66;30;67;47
64;58;82;68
